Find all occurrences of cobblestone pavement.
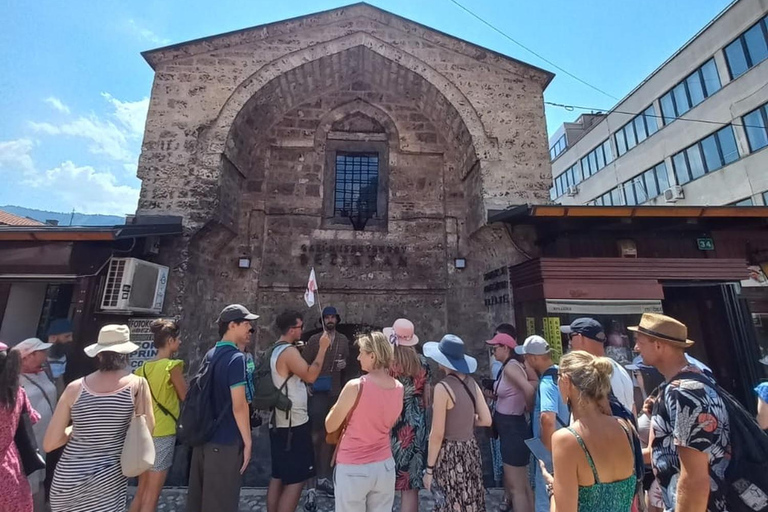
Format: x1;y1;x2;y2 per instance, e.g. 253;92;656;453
127;487;506;511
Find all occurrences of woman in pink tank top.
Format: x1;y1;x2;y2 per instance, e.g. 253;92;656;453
486;333;535;512
325;332;403;512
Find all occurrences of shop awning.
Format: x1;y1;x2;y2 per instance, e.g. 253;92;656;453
0;217;183;241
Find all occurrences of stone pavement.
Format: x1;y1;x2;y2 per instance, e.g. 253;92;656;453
127;487;507;511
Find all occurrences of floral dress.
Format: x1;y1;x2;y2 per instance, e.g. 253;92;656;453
0;387;40;512
390;355;431;491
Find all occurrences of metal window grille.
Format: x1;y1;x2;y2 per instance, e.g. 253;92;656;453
334;153;379;228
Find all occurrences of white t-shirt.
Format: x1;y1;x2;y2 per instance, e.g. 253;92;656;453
609;359;635;414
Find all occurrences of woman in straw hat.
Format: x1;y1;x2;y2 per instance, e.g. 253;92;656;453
384;319;431;512
44;325;154;512
422;334;492;512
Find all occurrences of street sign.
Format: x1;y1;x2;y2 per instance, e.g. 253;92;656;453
697;238;715;251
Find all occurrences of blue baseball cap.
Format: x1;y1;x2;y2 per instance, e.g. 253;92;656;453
47;319;73;336
560;318;606;343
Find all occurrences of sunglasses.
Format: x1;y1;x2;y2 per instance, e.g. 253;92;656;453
249;328;255;334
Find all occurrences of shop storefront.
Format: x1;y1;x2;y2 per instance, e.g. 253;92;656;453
491;205;768;410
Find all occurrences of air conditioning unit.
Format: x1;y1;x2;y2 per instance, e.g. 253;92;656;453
100;258;169;314
566;185;579;197
663;186;684;203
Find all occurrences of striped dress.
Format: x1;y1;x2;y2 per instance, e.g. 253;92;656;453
50;379;135;512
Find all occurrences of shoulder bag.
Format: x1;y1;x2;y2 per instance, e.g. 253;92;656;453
121;377;156;477
14;399;46;475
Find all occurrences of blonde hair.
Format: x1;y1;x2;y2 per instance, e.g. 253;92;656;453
392;345;421;378
356;331;394;370
558;350;614;402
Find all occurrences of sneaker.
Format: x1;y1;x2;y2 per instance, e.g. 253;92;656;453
304;489;317;512
317;478;335;497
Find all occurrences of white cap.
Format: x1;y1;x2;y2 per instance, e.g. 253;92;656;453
13;338;53;358
514;335;551;356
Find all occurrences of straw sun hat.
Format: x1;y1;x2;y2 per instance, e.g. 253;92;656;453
84;324;139;358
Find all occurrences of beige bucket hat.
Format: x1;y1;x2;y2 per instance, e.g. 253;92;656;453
84;324;139;357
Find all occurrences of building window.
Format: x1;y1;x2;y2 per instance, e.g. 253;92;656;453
743;102;768;153
725;15;768;79
763;191;768;205
672;125;740;185
614;105;659;157
333;153;379;221
550;134;567;161
623;162;669;205
732;197;754;206
659;59;721;124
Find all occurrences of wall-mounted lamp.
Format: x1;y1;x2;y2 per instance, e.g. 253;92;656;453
238;257;251;269
454;258;467;269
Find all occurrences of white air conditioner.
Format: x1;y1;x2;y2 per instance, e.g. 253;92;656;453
566;185;579;197
663;186;684;203
100;257;169;314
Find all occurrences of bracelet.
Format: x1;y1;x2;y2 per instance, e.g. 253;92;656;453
427;464;435;469
425;469;433;475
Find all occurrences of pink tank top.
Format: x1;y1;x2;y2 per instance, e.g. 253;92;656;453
336;375;404;465
494;360;527;416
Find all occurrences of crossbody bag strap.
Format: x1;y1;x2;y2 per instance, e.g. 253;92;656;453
447;374;477;411
142;364;178;423
21;374;55;414
330;378;365;465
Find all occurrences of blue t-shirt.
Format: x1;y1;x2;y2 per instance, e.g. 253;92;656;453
208;341;247;445
532;365;569;440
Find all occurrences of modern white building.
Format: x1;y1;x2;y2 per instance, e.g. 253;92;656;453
550;0;768;207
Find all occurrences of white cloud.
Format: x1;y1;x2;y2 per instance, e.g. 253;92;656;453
29;93;148;164
126;19;171;46
27;161;139;215
0;138;36;176
44;97;70;114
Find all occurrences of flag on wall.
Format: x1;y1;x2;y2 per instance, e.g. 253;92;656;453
304;268;318;307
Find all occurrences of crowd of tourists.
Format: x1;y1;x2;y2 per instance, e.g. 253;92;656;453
1;306;768;512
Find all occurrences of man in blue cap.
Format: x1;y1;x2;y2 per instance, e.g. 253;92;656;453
301;306;350;508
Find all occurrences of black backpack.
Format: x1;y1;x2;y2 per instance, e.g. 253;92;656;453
177;348;229;447
666;372;768;512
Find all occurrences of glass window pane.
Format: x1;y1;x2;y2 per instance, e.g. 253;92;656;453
686;146;706;180
726;39;750;78
634;116;647;143
596;145;606;170
656;163;670;192
645;169;659;198
700;134;721;172
744;22;768;67
673;152;690;185
580;157;590;178
744;109;768;152
574;163;583;183
645;106;659;135
660;92;676;124
625;124;637;150
734;198;754;206
615;130;627;157
611;188;623;206
700;59;721;97
603;140;614;163
634;177;648;204
717;126;740;164
589;151;598;174
686;72;705;107
673;83;691;116
624;181;636;206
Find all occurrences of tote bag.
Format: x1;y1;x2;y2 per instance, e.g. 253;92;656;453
121;377;156;477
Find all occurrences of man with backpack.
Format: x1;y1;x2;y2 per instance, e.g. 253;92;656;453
632;313;733;512
185;304;257;512
264;310;331;512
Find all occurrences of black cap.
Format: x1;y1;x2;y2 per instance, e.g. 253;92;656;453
560;318;606;343
217;304;259;323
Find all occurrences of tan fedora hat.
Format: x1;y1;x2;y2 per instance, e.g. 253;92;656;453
628;313;694;348
84;324;139;358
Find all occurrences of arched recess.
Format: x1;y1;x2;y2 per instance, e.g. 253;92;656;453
200;32;496;169
313;99;401;151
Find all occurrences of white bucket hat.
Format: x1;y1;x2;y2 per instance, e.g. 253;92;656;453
84;324;139;357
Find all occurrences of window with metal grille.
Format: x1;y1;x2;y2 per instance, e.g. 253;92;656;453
333;152;379;222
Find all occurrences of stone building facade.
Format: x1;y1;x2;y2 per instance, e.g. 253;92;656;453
137;3;553;368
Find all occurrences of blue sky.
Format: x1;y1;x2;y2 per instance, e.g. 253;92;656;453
0;0;733;215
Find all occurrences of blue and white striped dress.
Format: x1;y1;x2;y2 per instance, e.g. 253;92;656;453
50;379;135;512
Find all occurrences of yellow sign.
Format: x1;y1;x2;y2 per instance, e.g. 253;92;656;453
526;317;536;337
543;317;563;363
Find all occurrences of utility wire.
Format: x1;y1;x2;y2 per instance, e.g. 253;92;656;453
545;101;765;130
446;0;620;102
